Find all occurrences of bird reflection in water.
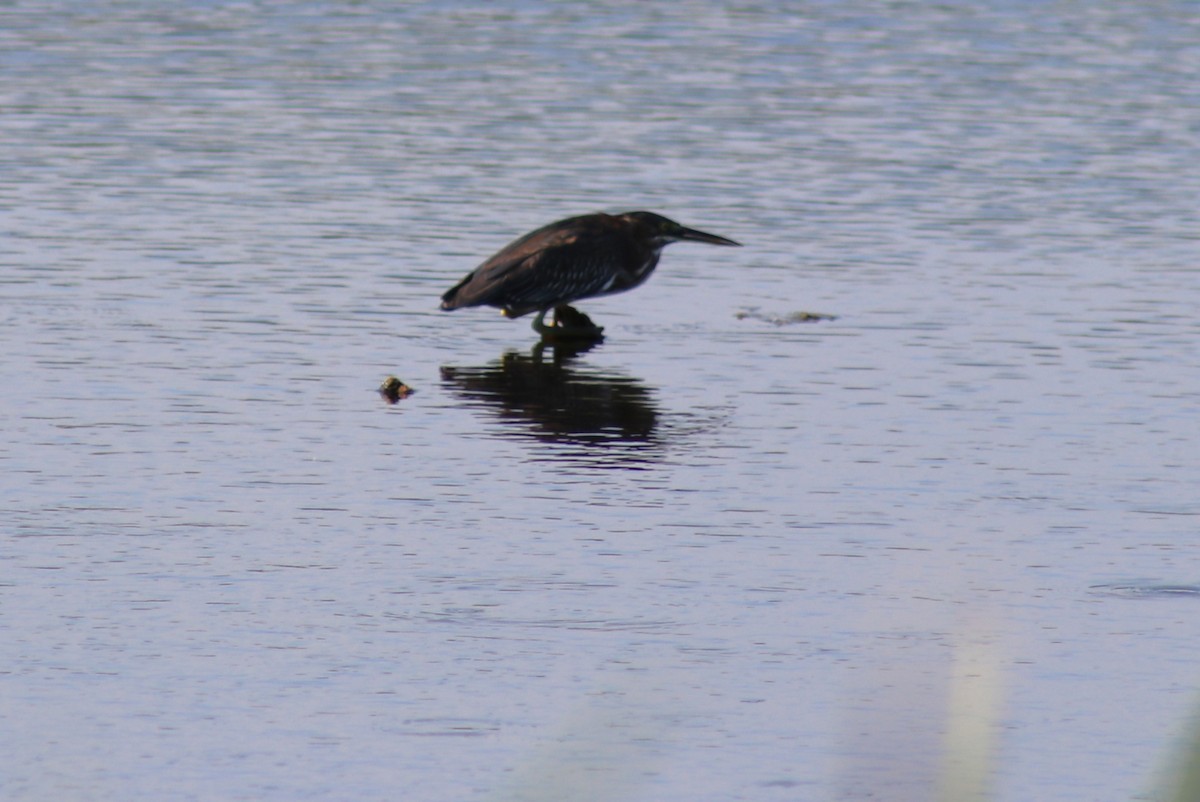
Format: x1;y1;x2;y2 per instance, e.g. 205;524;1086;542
440;342;660;458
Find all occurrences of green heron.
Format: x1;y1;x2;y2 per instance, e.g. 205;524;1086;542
440;211;740;338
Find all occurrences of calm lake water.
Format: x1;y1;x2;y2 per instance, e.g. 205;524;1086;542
4;2;1200;800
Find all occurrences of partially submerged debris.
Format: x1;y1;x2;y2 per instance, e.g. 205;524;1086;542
379;376;414;404
735;307;838;325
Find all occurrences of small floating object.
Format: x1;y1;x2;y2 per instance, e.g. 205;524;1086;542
736;307;838;325
379;376;414;403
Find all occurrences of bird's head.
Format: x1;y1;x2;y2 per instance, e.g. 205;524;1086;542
620;211;741;248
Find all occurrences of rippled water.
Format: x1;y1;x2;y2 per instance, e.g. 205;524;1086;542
4;2;1200;801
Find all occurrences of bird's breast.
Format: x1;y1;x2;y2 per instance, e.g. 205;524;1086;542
631;249;662;280
596;247;661;297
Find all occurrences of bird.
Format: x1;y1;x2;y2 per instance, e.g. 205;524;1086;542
440;211;740;339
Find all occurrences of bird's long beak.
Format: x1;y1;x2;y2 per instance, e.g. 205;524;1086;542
675;226;741;246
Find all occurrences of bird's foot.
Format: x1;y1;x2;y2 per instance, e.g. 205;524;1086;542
533;305;605;342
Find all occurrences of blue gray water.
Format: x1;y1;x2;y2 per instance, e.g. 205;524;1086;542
4;2;1200;801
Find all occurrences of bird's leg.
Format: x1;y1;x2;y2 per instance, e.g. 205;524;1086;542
531;306;604;340
531;308;552;336
547;305;605;340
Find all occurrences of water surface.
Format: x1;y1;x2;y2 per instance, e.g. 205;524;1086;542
3;2;1200;801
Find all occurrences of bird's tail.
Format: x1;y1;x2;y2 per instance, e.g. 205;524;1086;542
439;274;473;310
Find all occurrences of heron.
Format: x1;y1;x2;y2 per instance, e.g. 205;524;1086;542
440;211;740;339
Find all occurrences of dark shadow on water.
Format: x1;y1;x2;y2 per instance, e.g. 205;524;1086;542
441;342;662;463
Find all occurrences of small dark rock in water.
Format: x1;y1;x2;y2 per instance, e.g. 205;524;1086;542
735;307;838;325
379;376;414;403
541;304;605;342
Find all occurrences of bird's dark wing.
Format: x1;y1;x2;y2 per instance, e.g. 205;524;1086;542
441;217;621;315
